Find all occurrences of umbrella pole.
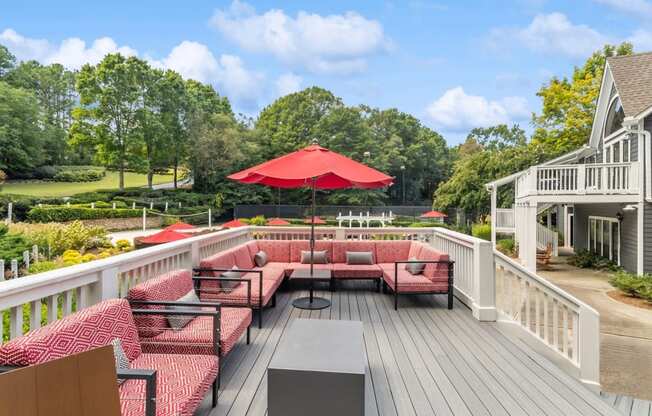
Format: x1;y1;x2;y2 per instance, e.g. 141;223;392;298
310;177;316;284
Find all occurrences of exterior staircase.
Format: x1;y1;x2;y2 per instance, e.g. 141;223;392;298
601;392;652;415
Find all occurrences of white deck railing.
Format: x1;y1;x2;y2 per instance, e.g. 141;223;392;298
536;223;559;256
516;162;639;198
494;251;600;389
496;208;515;230
0;225;599;389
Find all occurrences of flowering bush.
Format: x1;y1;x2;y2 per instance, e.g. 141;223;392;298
8;221;110;256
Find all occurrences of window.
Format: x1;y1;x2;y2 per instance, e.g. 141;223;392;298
604;97;625;138
612;142;620;163
587;216;620;264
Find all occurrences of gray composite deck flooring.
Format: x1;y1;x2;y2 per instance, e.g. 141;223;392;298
601;393;652;416
196;281;621;416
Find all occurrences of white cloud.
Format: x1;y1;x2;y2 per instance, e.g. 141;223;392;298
149;41;264;109
425;87;530;131
489;13;608;57
275;73;302;96
627;29;652;50
210;0;391;74
0;28;137;69
594;0;652;18
1;29;265;110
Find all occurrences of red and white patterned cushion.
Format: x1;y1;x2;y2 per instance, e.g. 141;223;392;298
255;240;291;263
244;240;260;258
418;247;451;281
407;242;424;260
120;353;218;416
331;241;376;263
0;299;141;366
374;241;412;263
289;241;333;263
199;251;237;276
128;270;195;337
233;246;255;269
252;265;287;281
200;276;282;307
140;307;252;356
332;263;382;278
382;268;448;293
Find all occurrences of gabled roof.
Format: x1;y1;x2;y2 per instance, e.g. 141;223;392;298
607;52;652;117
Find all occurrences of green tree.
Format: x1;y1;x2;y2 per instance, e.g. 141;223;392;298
256;87;343;158
0;45;15;78
434;125;545;218
532;43;634;156
0;81;44;176
6;60;77;164
71;54;150;190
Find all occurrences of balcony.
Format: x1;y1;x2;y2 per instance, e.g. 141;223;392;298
0;226;611;415
516;162;639;200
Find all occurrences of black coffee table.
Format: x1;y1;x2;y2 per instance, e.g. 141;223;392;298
289;269;331;310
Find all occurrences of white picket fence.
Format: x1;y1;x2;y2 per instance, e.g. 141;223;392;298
0;225;601;389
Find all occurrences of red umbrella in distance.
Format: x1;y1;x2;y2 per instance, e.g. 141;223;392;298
139;229;191;244
267;218;291;226
228;140;393;310
164;221;196;231
303;216;326;225
222;219;246;228
420;210;447;219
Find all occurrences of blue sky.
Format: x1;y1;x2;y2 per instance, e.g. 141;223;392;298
2;0;652;144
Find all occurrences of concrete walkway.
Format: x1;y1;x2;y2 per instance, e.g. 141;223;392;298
537;257;652;400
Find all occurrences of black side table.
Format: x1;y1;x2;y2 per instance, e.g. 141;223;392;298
289;269;331;310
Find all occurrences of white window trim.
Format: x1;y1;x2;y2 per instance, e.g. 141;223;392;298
603;94;625;141
587;216;620;265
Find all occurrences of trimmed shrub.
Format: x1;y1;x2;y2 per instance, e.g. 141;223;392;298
249;215;267;226
27;207;142;223
53;166;105;182
28;261;60;274
568;249;621;271
33;165;58;179
496;238;516;256
471;223;491;241
610;271;652;302
115;239;132;251
0;233;32;263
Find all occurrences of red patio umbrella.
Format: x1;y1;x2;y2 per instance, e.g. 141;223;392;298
164;221;196;231
303;216;326;224
267;218;291;226
139;229;191;244
420;210;447;219
228;140;393;310
222;219;246;228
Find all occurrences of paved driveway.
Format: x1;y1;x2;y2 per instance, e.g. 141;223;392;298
538;258;652;400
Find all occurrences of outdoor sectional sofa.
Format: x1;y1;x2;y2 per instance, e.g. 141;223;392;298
195;239;454;321
0;298;219;416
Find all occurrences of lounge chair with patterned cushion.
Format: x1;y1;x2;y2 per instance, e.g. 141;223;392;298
0;298;219;416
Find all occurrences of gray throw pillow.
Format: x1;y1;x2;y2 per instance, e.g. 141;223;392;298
220;266;242;293
300;250;329;264
254;250;268;267
346;251;374;265
167;289;201;331
111;338;129;384
405;257;425;275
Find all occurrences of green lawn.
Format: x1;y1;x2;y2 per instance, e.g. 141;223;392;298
1;171;175;197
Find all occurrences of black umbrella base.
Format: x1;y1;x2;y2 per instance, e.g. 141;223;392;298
292;297;331;310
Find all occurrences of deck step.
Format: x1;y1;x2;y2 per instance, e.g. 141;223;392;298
601;392;652;416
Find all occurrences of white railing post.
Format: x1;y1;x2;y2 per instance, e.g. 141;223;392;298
473;239;496;321
578;304;601;391
23;250;30;271
335;228;345;240
142;208;147;231
577;165;586;194
208;208;212;228
11;259;18;279
528;167;537;195
0;260;4;281
191;241;200;269
6;202;12;224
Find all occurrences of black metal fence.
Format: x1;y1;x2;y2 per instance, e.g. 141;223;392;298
234;204;433;220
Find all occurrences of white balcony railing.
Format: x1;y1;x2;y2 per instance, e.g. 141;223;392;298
496;208;515;230
494;251;599;389
516;162;639;198
0;225;600;389
536;223;559;256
